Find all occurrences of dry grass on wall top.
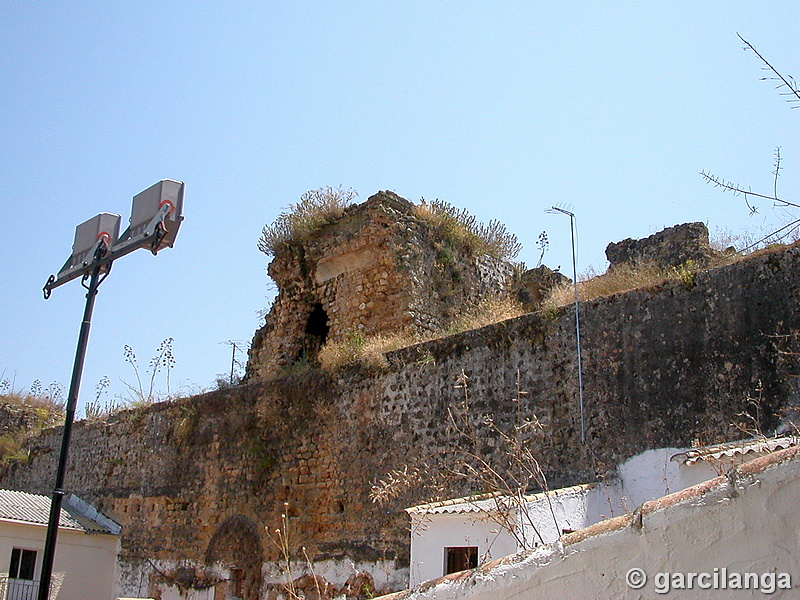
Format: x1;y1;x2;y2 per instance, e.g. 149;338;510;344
543;263;691;310
414;199;522;261
258;186;358;256
258;188;522;261
542;240;799;311
0;388;65;468
317;296;526;372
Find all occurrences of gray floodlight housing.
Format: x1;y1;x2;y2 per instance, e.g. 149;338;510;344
113;179;184;254
55;212;122;283
44;179;185;296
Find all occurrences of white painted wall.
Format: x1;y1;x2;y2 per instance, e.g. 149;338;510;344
408;445;786;588
518;484;595;547
409;513;517;587
117;556;408;600
0;520;118;600
388;449;800;600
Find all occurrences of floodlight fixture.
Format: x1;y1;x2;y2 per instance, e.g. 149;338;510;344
47;212;122;291
37;180;184;600
113;178;185;255
44;179;184;297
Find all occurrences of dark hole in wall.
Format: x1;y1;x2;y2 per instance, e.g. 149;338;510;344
305;303;330;344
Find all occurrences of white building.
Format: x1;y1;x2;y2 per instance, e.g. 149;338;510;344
406;436;797;587
0;489;120;600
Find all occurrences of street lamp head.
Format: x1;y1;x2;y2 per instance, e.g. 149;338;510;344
44;179;185;297
55;212;121;284
113;179;185;255
37;178;185;600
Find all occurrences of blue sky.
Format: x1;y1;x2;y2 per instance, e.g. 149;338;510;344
1;2;798;413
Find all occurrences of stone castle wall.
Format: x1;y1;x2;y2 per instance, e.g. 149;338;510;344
3;244;800;599
247;191;513;380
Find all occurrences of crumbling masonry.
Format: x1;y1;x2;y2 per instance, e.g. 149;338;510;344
248;191;513;379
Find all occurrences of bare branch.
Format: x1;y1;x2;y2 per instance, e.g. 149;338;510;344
739;34;800;107
371;371;558;551
700;171;800;210
740;218;800;253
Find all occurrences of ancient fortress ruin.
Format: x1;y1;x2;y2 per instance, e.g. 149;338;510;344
248;191;514;379
2;192;800;600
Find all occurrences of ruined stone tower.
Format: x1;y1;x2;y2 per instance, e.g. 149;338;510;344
247;191;514;379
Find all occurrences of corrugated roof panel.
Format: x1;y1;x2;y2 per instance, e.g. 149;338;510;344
670;436;799;465
0;489;119;535
407;484;597;515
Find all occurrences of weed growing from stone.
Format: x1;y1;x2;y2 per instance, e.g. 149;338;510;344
414;199;522;261
266;503;334;599
258;186;358;256
0;376;65;468
316;296;524;372
120;337;176;405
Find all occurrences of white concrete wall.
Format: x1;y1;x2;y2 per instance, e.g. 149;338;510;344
390;448;800;600
409;513;517;587
0;520;118;600
408;445;788;589
518;484;596;548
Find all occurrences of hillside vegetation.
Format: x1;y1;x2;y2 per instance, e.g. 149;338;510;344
0;387;65;473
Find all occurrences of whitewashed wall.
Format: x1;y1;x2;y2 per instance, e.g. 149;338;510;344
387;448;800;600
0;520;118;600
408;444;785;588
409;513;517;587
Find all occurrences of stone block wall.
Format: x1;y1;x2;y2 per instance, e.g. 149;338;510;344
3;245;800;599
247;191;513;380
605;221;726;269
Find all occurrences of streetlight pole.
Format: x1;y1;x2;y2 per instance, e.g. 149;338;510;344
37;180;184;600
37;249;106;600
547;206;586;444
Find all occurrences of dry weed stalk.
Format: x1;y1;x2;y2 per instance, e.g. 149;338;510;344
265;503;337;600
372;370;558;551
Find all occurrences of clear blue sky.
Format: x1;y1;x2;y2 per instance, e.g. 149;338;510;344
1;2;798;414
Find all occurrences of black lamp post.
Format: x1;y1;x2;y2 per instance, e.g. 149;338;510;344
37;180;184;600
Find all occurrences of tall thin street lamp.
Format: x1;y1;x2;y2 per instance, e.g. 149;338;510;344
546;206;585;444
38;180;184;600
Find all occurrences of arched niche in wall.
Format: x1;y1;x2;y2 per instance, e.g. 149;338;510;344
205;514;263;600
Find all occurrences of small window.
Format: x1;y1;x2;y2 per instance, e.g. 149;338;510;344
444;546;478;575
9;548;37;580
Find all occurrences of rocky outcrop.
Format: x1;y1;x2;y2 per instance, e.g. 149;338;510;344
605;222;726;269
